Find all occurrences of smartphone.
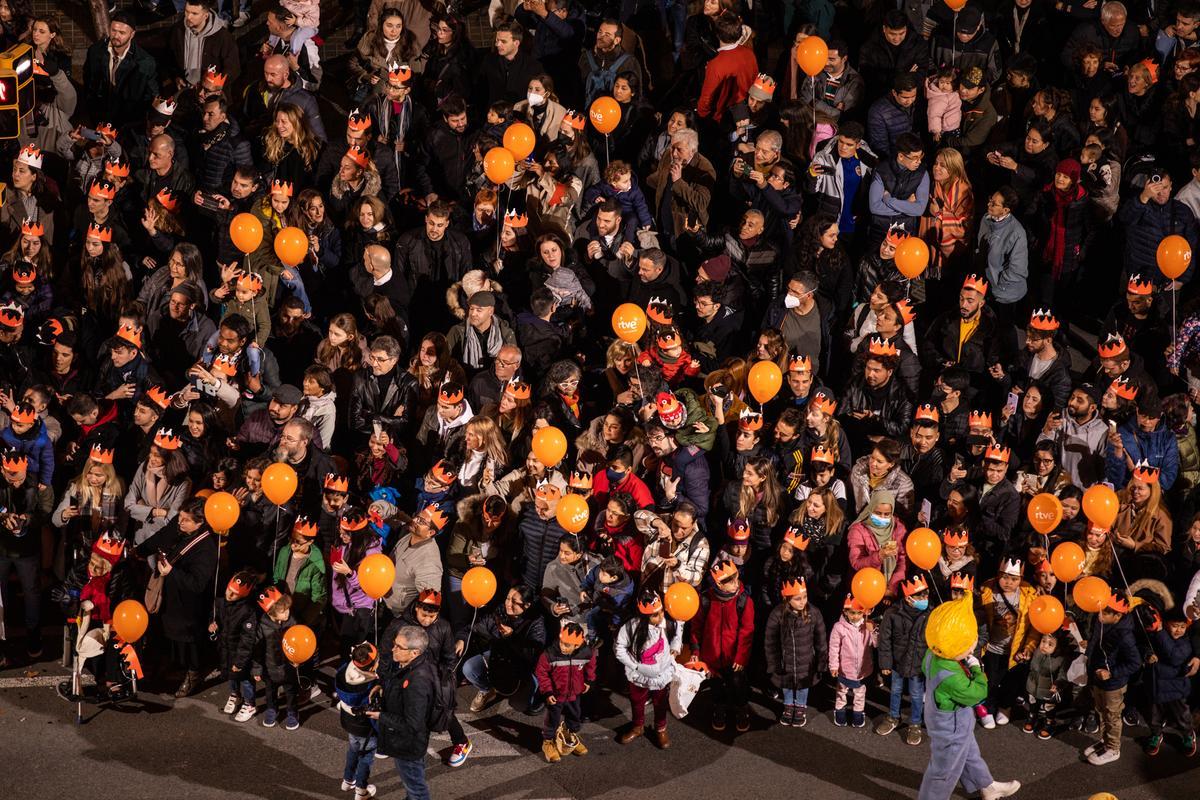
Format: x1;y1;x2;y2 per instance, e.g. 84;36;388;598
1004;392;1019;415
78;127;102;142
372;420;383;439
1107;420;1118;434
920;498;932;523
330;546;344;565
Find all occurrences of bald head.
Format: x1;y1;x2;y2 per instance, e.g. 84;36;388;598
364;244;391;278
263;55;291;89
148;134;175;174
494;344;522;381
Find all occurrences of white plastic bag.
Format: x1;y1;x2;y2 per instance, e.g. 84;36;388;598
669;662;707;719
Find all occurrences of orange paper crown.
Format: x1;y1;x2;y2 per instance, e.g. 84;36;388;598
902;575;929;596
504;379;531;400
1097;333;1127;359
896;298;916;325
962;274;989;296
949;573;974;592
810;390;837;416
844;594;867;611
418;588;443;607
155;188;179;212
104;156;131;178
324;473;350;493
387;63;413;84
340;510;370;531
787;353;812;373
646;297;673;325
1132;459;1160;484
9;402;36;425
568;469;593;490
227;574;253;598
1127;274;1154;295
347;108;372;133
968;409;993;429
89;444;115;464
810;444;836;466
438;383;464;405
236;272;264;293
114;322;142;349
781;578;807;598
142;385;169;409
211;352;239;377
656;391;686;426
503;209;529;228
942;527;970;547
559;623;586;647
270;179;294;197
95;122;118;140
984;443;1011;463
710;559;738;583
1029;308;1059;332
430;460;458;485
884;223;909;248
0;303;23;328
20;217;44;237
88;180;116;201
751;73;777;96
563;110;587;130
153;428;182;450
535;479;562;501
204;65;228;88
1110;376;1139;402
867;336;899;358
738;408;764;431
257;586;283;613
656;327;682;349
1106;591;1131;614
93;533;125;564
727;519;751;542
293;516;318;538
914;403;940;423
1;451;28;471
782;526;811;550
637;593;663;615
11;262;35;285
345;145;371;169
86;223;113;242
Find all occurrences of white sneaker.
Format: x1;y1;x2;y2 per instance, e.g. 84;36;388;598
980;780;1021;800
980;714;996;729
222;694;240;714
340;779;355;792
309;684;323;701
232;10;250;27
233;703;257;723
1082;741;1105;758
374;752;389;760
995;710;1010;726
354;787;377;799
1087;748;1120;765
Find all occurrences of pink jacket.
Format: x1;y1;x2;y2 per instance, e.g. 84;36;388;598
925;80;962;135
846;519;909;595
828;617;877;681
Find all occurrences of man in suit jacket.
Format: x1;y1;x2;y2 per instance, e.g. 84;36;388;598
82;12;159;128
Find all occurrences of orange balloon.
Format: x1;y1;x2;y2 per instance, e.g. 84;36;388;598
502;122;536;160
1073;575;1110;613
1029;595;1065;634
905;527;941;571
852;567;886;609
356;552;396;600
1050;541;1086;583
229;212;263;254
611;302;647;343
747;360;783;404
944;0;967;10
1157;234;1192;279
556;493;590;533
462;566;497;608
1082;484;1119;530
532;426;568;468
273;226;308;267
795;35;829;77
894;236;929;279
112;599;149;642
483;147;515;184
261;462;298;506
282;624;316;665
589;96;622;135
1027;492;1063;535
665;582;700;621
204;490;240;531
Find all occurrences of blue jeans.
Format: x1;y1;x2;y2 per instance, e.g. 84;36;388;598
280;269;312;314
890;672;925;725
0;555;40;640
394;757;429;800
462;651;539;704
782;687;810;707
228;677;255;703
344;733;377;788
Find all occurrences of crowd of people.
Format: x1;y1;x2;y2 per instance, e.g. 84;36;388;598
4;0;1200;796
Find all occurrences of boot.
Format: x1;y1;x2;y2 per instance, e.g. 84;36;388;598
564;732;587;756
175;670;201;698
541;740;561;763
618;724;644;744
654;728;671;749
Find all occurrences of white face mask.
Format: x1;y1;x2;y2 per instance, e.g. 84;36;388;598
850;617;864;628
784;294;801;309
527;91;545;107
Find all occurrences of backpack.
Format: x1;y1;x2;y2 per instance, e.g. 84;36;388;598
584;51;631;106
427;666;458;733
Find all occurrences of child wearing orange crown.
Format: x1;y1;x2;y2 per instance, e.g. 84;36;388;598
614;590;683;747
210;571;260;722
828;594;878;728
533;621;597;762
1;400;55;486
54;532;135;695
876;575;932;744
638;327;702;388
764;577;827;728
0;260;52;324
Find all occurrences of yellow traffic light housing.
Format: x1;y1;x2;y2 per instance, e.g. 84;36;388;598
0;44;34;139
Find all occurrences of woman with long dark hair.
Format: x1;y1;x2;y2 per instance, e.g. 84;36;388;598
791;213;853;327
124;430;193;545
137;242;207;319
420;11;474;105
349;6;420;104
78;227;131;333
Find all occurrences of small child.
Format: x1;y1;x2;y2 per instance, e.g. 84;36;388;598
211;571;260;722
254;586;301;730
714;519;752;584
925;68;962;143
335;642;381;799
544;267;593;313
581;161;653;242
877;575;931;744
614;590;683;746
214;271;272;347
1083;591;1142;765
579;554;635;640
828;594;877;728
301;364;337;450
1024;631;1068;739
638;327;701;387
764;578;827;728
534;621;597;763
1145;607;1198;757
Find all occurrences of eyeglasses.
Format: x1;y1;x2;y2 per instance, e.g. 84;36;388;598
497;358;521;368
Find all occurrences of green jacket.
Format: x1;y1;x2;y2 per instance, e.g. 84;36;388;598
672;389;718;451
273;546;328;626
925;653;989;712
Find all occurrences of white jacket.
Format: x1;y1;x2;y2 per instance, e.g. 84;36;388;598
615;617;684;690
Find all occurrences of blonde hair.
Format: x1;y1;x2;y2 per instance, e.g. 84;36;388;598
466;416;510;466
935;147;969;186
264;104;321;168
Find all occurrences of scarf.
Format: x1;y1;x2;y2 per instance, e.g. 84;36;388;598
81;572;114;623
143;464;167;507
853;488;898;583
460;321;504;369
183;14;224;85
560;391;581;420
1043;158;1083;278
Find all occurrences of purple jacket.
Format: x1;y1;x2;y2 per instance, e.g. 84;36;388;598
331;542;383;614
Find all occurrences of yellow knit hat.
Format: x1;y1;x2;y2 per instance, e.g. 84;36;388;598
925;594;978;660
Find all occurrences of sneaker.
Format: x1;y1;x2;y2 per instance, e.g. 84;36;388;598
980;713;996;730
232;10;250;27
851;711;866;728
469;689;497;713
1022;720;1035;734
1087;747;1120;765
223;694;240;714
875;715;900;736
1145;734;1162;756
527;698;546;716
234;704;257;723
833;708;848;727
995;710;1010;726
979;780;1021;800
779;705;794;727
1082;741;1105;758
711;705;727;731
448;740;472;767
340;779;355;792
904;724;923;746
1183;733;1198;757
1122;708;1140;727
793;706;807;728
285;711;299;731
735;706;750;732
1082;712;1100;734
354;786;377;799
262;708;278;728
373;753;389;760
308;684;323;702
1037;727;1052;740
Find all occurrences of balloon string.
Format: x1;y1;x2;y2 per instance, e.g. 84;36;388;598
1107;537;1156;656
453;604;480;676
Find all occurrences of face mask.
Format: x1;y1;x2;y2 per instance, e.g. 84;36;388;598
527;91;545;107
850;617;864;627
930;387;947;404
605;468;626;485
784;294;801;309
869;513;891;528
912;598;929;611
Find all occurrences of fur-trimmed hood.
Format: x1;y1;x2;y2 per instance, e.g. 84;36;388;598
446;270;503;320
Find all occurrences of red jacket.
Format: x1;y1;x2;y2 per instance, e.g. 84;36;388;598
590;470;654;509
698;46;759;121
690;585;755;671
535;643;598;701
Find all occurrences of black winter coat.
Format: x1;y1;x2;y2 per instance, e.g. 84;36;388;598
82;40;158;127
764;603;827;689
139;526;218;644
349;367;420;443
250;612;295;683
518;508;569;591
921;306;1015;385
215;595;258;673
878;601;929;678
377;651;436;759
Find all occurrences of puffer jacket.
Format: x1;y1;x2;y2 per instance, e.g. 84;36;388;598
865;94;914;156
534;641;597;701
828;616;876;681
376;652;436;759
615;617;683;690
518;507;569;592
979;579;1041;668
0;419;54;485
272;546;328;626
331;541;383;615
877;600;929;678
215;595;258;673
690;585;755;671
846;519;910;596
1086;612;1141;691
1149;629;1196;702
193;120;253;194
1025;648;1068;699
1117;197;1198;286
251;612;295;682
764;603;827;689
1107;418;1181;491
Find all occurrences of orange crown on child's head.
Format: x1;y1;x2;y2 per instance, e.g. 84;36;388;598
323;473;350;493
11;262;35;285
270;179;294;197
563;110;587;130
646;297;673;325
782;526;811;550
156;188;179;212
387;63;413;84
438;383;464;405
9;402;36;425
87;223;113;242
236;271;264;294
810;390;837;416
781;578;806;598
809;444;836;466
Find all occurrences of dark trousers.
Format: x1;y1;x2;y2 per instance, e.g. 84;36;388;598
1148;699;1194;736
543;698;582;739
983;651;1021;712
264;673;298;713
715;666;750;709
447;712;468;746
629;684;670;730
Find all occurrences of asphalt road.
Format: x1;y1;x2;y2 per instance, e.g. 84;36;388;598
0;655;1193;800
